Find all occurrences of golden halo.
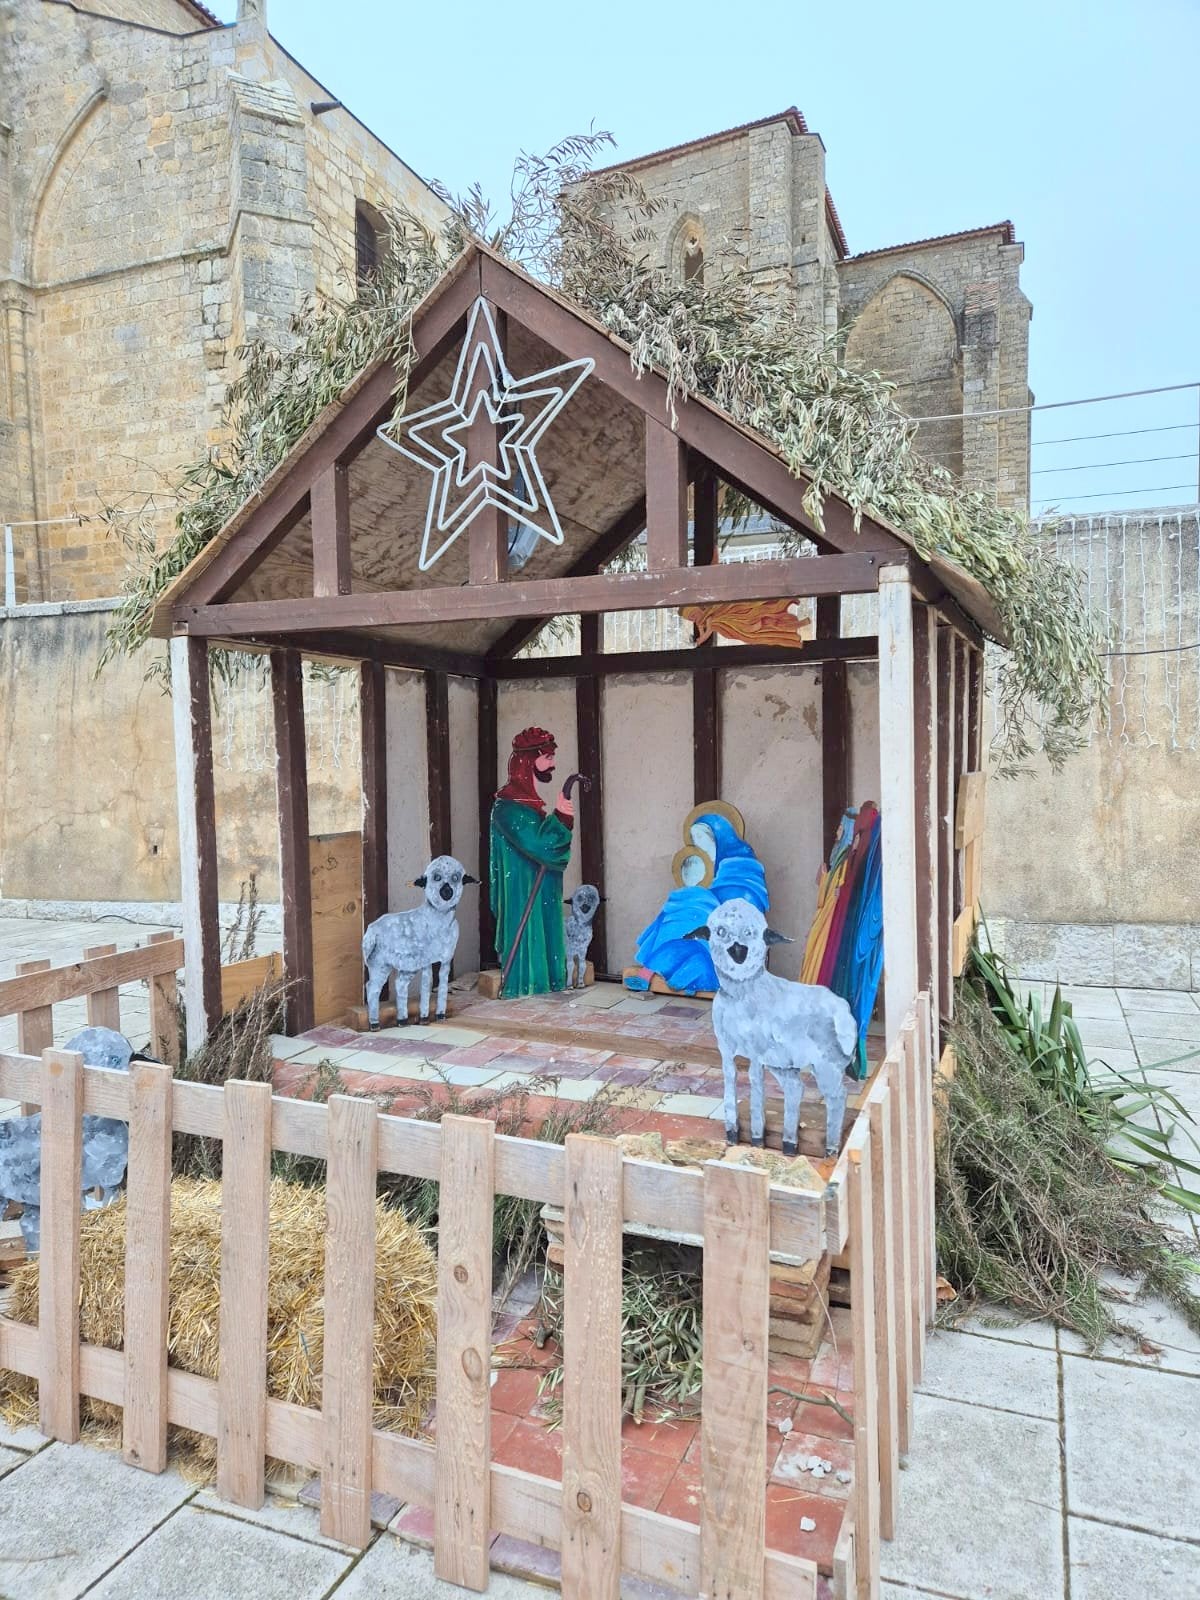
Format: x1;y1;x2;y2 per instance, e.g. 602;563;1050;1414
671;845;714;890
682;799;745;845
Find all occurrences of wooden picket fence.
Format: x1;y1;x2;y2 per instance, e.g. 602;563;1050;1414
0;951;937;1600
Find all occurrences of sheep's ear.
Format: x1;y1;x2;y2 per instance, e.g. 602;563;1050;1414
684;925;710;941
763;928;793;946
413;875;427;888
564;897;573;905
462;873;479;885
599;896;609;903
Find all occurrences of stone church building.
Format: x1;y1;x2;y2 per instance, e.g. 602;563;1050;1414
0;6;1032;923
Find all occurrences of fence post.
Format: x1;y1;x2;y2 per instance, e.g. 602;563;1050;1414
887;1043;913;1455
700;1160;769;1600
849;1126;880;1600
83;944;121;1032
147;932;181;1067
867;1083;899;1542
917;992;938;1323
123;1061;174;1473
321;1094;379;1548
901;1021;926;1386
217;1080;273;1507
16;958;52;1116
38;1048;84;1442
561;1134;623;1600
434;1114;495;1591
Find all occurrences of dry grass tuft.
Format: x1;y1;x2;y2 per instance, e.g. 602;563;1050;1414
1;1177;436;1478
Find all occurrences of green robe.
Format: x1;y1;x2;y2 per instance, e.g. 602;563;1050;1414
490;797;573;997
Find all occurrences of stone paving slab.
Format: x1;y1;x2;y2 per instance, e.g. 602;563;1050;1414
86;1503;353;1600
916;1328;1059;1419
949;1305;1059;1350
0;1440;194;1599
0;1442;27;1479
1123;1009;1200;1043
329;1531;545;1598
1132;1037;1200;1072
193;1485;358;1554
1067;1515;1200;1600
880;1393;1064;1600
1117;988;1200;1014
1062;1354;1200;1543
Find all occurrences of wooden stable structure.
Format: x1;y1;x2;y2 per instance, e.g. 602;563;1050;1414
0;942;938;1600
151;240;996;1058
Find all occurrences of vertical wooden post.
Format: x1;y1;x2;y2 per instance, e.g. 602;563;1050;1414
468;303;509;587
321;1094;379;1548
359;660;389;929
644;417;688;571
312;461;352;597
888;1041;914;1454
849;1129;880;1600
123;1061;173;1473
477;677;498;967
146;932;181;1067
901;1021;926;1386
877;566;918;1047
435;1115;494;1590
575;616;608;973
912;606;938;1021
700;1161;769;1600
170;634;221;1053
16;958;52;1115
217;1080;273;1508
83;943;120;1031
39;1048;83;1442
692;467;722;803
867;1084;899;1541
967;646;983;768
425;670;452;859
818;594;849;857
561;1135;623;1600
935;626;955;1024
917;990;939;1323
271;647;314;1035
953;637;967;917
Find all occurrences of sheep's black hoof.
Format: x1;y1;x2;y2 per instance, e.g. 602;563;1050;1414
724;1124;739;1146
435;1011;447;1022
397;1016;410;1027
369;1022;380;1032
751;1134;766;1149
781;1139;798;1157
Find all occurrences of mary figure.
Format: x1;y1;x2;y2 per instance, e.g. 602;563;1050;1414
631;808;769;994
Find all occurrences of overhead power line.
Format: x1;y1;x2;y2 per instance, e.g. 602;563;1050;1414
1034;420;1200;448
1031;483;1198;505
910;379;1199;426
1032;453;1196;477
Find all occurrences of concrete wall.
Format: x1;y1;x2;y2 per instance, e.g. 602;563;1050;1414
986;509;1200;988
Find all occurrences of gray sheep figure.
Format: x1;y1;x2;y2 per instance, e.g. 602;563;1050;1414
563;884;603;989
687;897;858;1157
362;854;478;1029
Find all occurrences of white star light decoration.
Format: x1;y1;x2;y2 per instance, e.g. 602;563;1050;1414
376;297;594;572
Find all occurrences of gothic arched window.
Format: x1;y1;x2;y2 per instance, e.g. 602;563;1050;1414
355;201;387;288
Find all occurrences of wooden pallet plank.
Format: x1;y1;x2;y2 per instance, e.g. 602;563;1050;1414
888;1043;914;1454
700;1160;770;1600
321;1094;379;1547
122;1062;174;1472
867;1083;899;1541
146;932;181;1066
849;1134;880;1600
878;567;919;1045
561;1135;624;1600
38;1048;84;1441
901;1024;926;1387
15;959;53;1115
954;771;985;848
0;938;185;1016
435;1114;494;1588
217;1080;274;1507
83;944;121;1031
916;993;938;1324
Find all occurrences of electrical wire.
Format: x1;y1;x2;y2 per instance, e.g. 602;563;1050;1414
1101;641;1200;658
909;379;1199;426
1032;452;1196;476
1032;484;1197;505
1034;420;1200;448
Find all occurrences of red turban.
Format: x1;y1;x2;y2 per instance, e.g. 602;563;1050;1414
496;726;557;812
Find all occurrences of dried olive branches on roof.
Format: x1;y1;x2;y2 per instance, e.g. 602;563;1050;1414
103;131;1104;769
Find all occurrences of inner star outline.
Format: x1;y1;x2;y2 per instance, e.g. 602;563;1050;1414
376;296;594;573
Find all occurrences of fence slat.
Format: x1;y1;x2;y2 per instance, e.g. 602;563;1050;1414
435;1114;495;1590
867;1085;899;1542
849;1134;880;1600
122;1062;174;1472
700;1160;770;1600
321;1094;379;1547
889;1043;914;1454
147;932;181;1067
38;1047;84;1442
83;944;121;1032
561;1135;623;1600
917;992;938;1323
217;1080;273;1507
902;1025;926;1386
16;959;52;1116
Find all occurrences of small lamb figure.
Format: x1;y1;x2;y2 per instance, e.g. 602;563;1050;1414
363;855;478;1029
564;884;603;989
687;897;858;1157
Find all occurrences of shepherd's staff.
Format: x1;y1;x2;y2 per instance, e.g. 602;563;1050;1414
499;771;590;997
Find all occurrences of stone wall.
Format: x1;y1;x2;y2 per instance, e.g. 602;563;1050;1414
986;508;1200;988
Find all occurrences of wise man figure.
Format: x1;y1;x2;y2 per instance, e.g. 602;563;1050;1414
490;727;574;997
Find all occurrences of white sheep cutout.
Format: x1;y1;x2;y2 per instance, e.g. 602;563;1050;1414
686;897;858;1157
362;855;478;1029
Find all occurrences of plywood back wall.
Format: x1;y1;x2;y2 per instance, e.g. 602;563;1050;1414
848;663;882;807
385;669;430;910
496;680;582;901
448;676;481;971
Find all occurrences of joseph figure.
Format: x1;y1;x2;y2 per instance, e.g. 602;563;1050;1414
490;726;575;997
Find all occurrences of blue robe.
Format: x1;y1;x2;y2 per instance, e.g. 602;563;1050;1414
634;814;769;993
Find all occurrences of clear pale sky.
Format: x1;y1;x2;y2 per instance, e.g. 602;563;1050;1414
215;0;1200;514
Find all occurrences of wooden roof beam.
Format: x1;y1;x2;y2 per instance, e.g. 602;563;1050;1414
491;635;878;680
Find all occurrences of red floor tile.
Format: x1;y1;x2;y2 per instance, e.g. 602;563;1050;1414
655;1458;701;1525
490;1364;554;1418
764;1483;845;1566
793;1388;855;1443
772;1431;854;1496
620;1446;678;1511
492;1418;563;1480
620;1412;698;1462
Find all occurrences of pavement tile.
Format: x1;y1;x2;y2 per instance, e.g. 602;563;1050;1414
0;1444;27;1479
656;1092;722;1118
196;1486;358;1551
332;1530;548;1597
544;1078;604;1101
1074;1018;1135;1051
917;1328;1059;1418
620;1446;678;1510
765;1481;843;1565
0;1439;195;1599
1123;1010;1200;1043
771;1431;854;1496
619;1413;698;1461
1084;1046;1144;1075
270;1033;314;1060
1063;1354;1200;1541
655;1458;701;1524
1118;988;1200;1014
1132;1037;1200;1072
1056;985;1127;1018
1068;1515;1200;1600
880;1393;1063;1600
0;1418;49;1453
